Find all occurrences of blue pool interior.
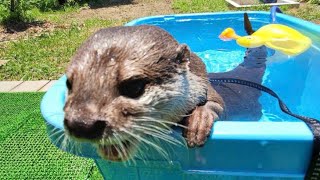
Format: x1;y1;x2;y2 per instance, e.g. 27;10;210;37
40;12;320;178
127;12;320;122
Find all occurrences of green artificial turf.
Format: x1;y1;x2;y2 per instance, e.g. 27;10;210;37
0;92;103;179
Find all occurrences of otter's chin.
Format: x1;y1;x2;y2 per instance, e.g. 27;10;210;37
98;140;136;161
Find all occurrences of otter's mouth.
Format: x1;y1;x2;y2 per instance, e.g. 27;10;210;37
98;140;136;161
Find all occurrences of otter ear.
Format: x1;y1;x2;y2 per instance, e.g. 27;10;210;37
175;44;190;64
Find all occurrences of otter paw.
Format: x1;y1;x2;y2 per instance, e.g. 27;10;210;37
183;101;222;147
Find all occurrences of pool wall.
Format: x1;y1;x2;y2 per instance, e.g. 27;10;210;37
40;11;320;179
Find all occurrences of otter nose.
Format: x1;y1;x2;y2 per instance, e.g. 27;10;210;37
64;118;106;140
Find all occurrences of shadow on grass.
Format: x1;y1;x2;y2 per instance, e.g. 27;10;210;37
79;0;135;9
1;0;134;33
2;19;46;33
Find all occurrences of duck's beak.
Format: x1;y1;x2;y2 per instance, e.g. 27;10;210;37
219;28;240;41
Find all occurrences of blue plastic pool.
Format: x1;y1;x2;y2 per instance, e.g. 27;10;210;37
41;11;320;179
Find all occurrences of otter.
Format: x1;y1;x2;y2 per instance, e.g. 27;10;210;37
64;25;224;161
63;14;266;161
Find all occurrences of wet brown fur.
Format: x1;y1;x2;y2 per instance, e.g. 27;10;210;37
64;25;224;160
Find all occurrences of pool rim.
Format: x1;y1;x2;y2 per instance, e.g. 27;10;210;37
40;11;320;178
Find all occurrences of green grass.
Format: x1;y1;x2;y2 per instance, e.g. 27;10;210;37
172;0;319;22
0;0;319;80
0;19;123;80
33;5;84;25
0;0;82;23
172;0;229;13
0;92;103;179
172;0;283;13
287;3;320;22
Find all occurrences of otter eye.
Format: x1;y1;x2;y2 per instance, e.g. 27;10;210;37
119;79;148;98
66;79;72;91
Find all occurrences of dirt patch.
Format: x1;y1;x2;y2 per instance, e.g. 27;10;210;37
65;0;173;23
232;0;298;5
0;0;318;42
0;0;173;42
0;21;65;42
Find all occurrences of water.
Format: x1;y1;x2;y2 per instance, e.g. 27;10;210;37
195;50;244;73
195;46;320;122
195;49;295;122
136;13;320;122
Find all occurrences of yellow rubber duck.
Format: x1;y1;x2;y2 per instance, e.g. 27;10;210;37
219;24;312;56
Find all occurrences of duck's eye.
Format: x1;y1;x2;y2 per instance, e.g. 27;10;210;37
118;78;148;98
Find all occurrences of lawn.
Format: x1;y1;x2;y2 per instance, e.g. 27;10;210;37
0;0;319;179
0;19;121;80
0;0;319;80
0;92;103;179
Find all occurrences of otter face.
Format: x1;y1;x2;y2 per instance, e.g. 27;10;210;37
63;26;208;161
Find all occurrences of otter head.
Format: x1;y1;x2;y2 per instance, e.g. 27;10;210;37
63;25;208;161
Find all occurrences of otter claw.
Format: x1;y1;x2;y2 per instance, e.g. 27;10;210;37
183;101;221;147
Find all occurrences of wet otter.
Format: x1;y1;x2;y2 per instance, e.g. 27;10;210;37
64;25;224;161
63;14;266;161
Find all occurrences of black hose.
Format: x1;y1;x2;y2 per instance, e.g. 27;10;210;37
209;77;320;180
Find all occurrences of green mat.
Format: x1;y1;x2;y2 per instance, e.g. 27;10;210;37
0;93;103;179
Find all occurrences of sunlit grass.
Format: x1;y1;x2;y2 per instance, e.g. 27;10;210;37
0;0;319;80
172;0;229;13
0;19;123;80
172;0;320;24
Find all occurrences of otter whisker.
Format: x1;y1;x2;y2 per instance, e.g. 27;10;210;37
113;133;127;159
123;137;144;164
113;132;131;165
122;129;170;161
143;123;188;147
100;137;110;146
133;118;187;147
137;136;162;165
135;141;153;165
131;124;184;147
125;138;142;165
150;109;192;118
69;139;76;155
53;132;66;149
136;120;172;132
71;140;78;155
149;136;177;165
178;114;193;118
45;122;62;136
73;140;83;156
135;147;147;164
61;134;70;151
102;137;110;156
145;135;174;162
65;135;72;152
140;130;183;148
138;120;187;146
100;137;125;162
46;124;57;133
157;120;187;129
48;127;84;156
134;118;172;131
43;113;65;122
113;143;125;162
48;128;64;140
140;123;172;134
146;129;186;148
134;118;187;129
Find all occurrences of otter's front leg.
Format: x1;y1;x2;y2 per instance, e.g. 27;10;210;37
183;85;224;147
